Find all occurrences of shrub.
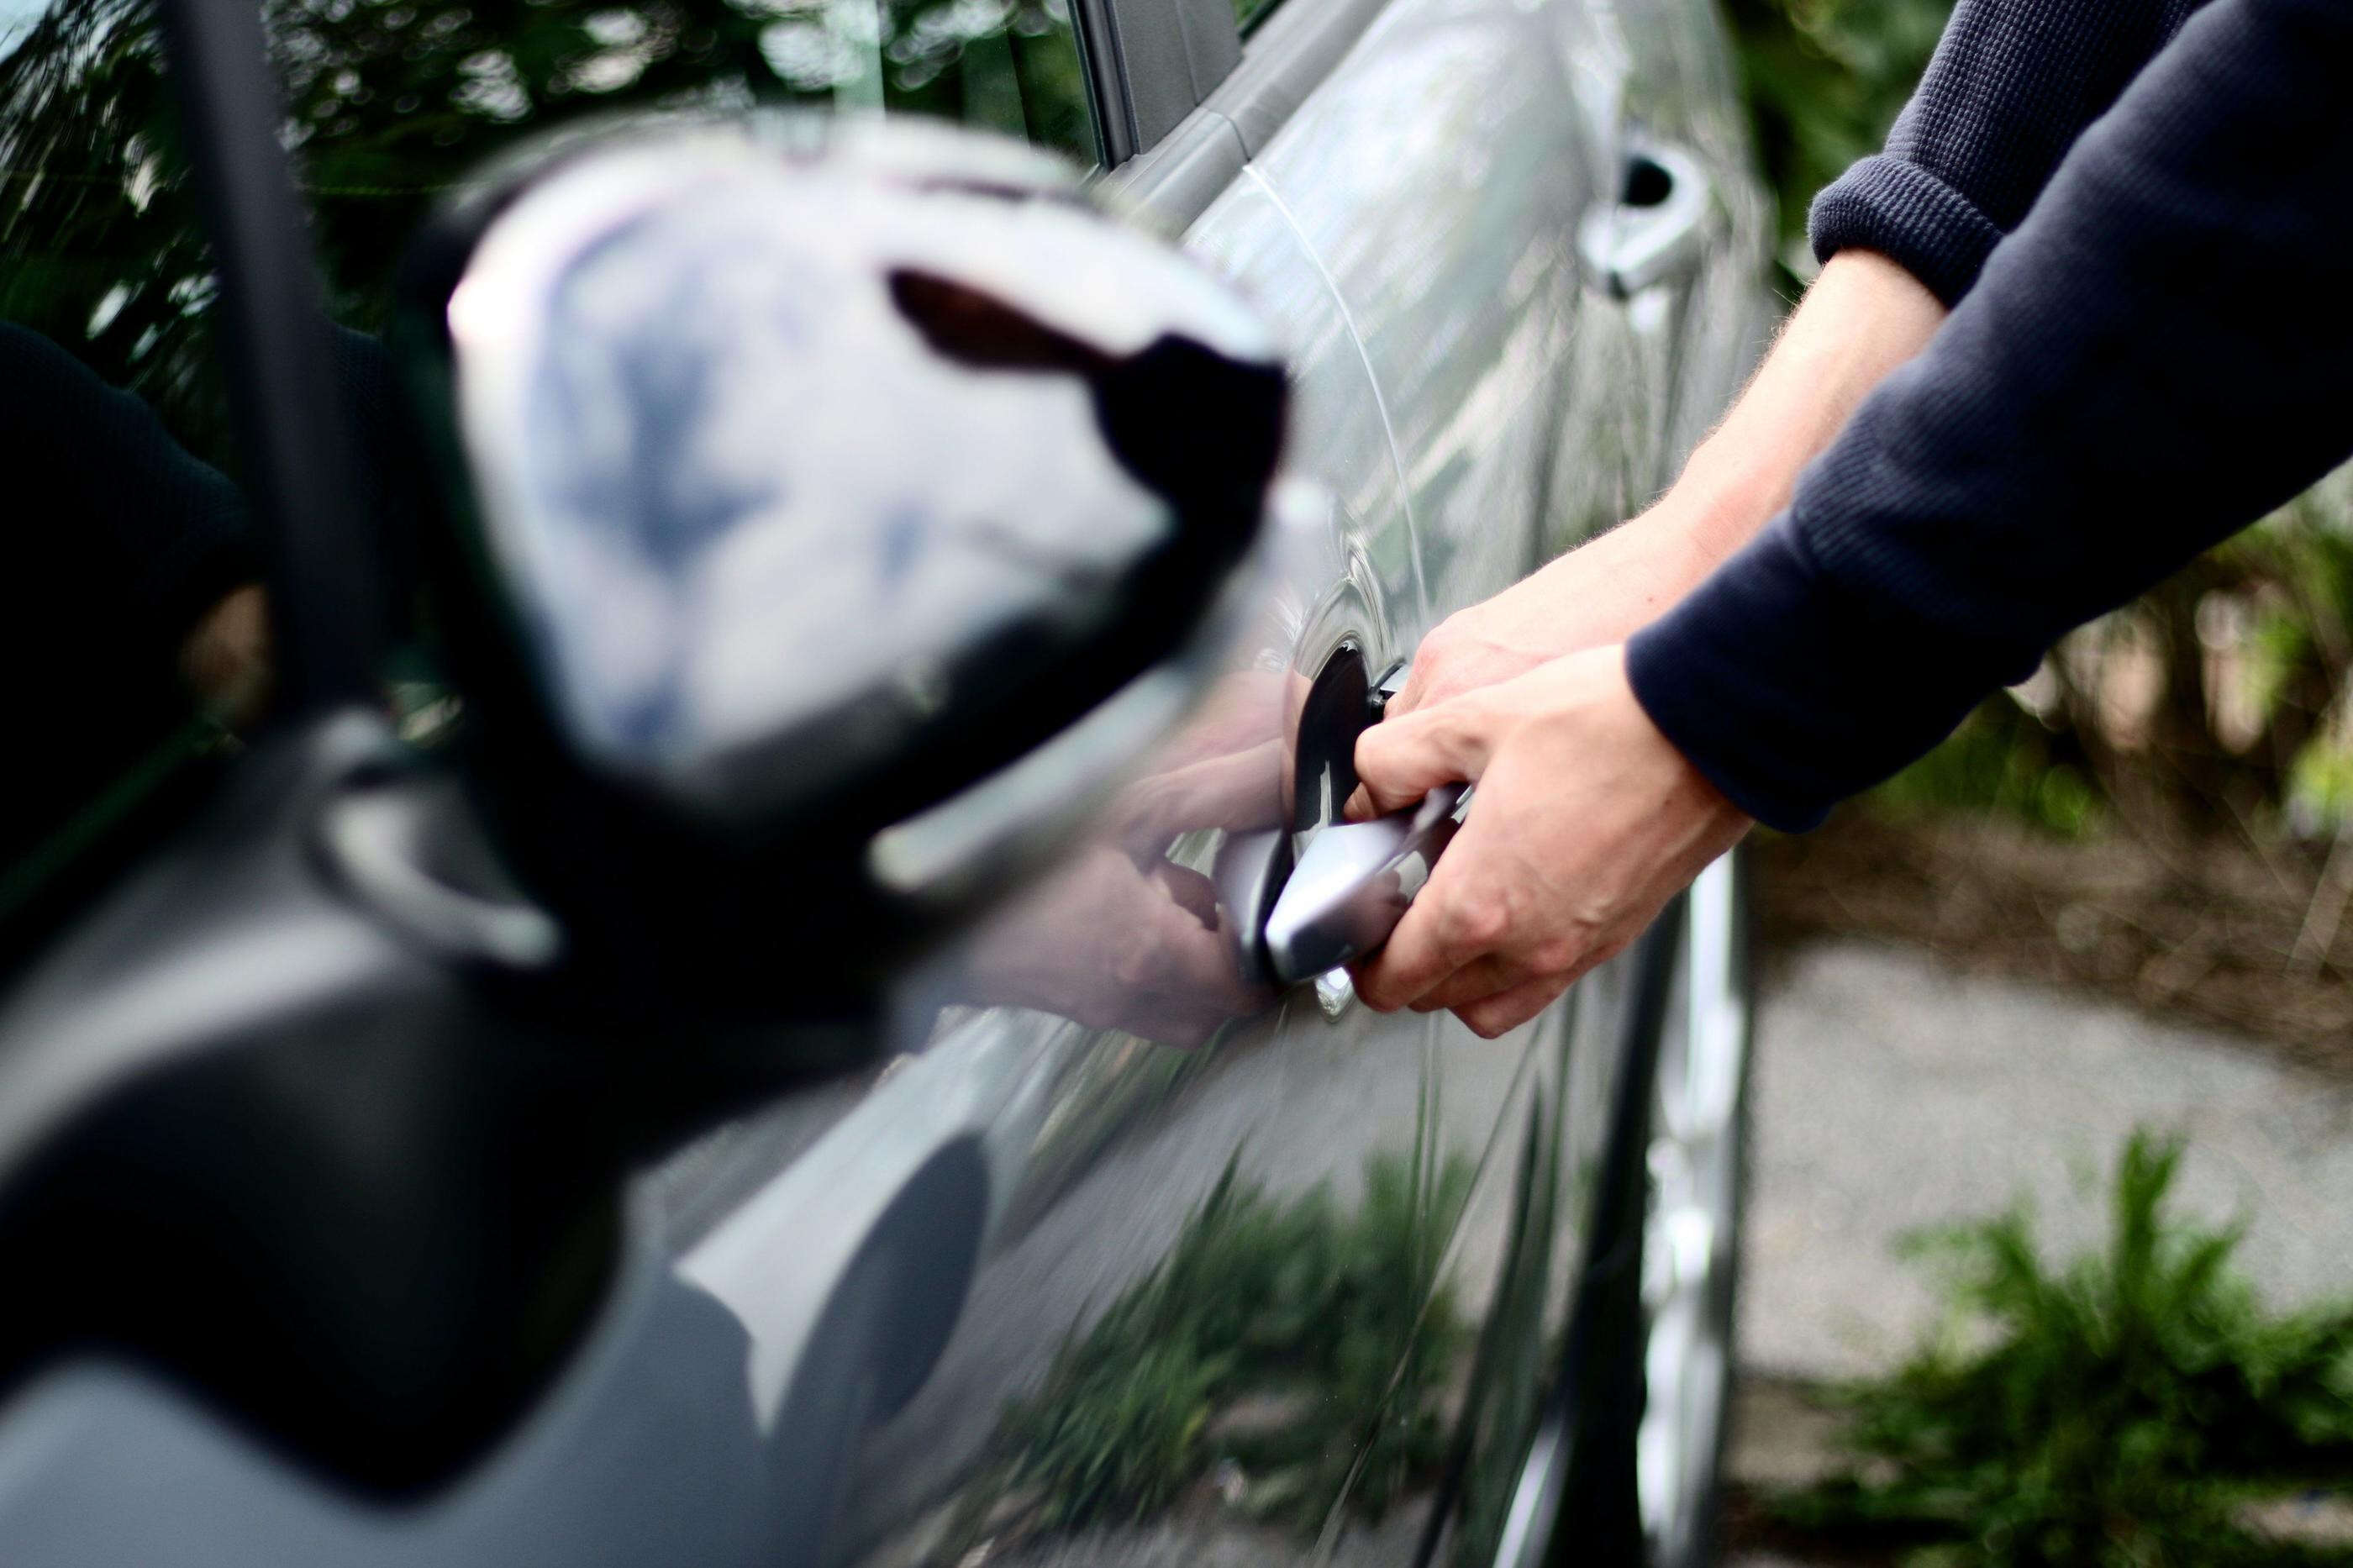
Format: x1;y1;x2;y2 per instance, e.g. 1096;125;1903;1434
1774;1131;2353;1567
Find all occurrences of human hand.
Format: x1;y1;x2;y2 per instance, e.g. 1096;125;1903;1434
1101;668;1288;857
947;667;1287;1046
1344;645;1749;1037
180;582;273;731
959;843;1270;1046
1380;515;1721;718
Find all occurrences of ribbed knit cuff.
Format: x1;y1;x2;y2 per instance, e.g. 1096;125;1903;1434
1808;155;2006;309
1625;514;2015;832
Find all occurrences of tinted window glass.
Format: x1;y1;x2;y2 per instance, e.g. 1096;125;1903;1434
0;0;1097;956
287;0;1098;338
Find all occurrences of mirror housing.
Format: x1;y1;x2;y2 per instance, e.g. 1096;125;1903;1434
400;118;1284;1023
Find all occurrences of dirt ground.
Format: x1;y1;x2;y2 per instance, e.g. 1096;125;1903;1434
1753;809;2353;1067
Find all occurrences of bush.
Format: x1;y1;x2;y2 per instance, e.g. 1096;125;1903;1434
1772;1131;2353;1567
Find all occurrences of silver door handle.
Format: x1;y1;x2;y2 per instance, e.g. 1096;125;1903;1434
1577;144;1715;300
1217;655;1474;987
1261;781;1471;985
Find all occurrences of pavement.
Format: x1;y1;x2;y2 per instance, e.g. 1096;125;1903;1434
1740;937;2353;1383
1726;936;2353;1565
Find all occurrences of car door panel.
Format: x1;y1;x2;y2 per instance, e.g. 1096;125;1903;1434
0;0;1777;1552
1593;0;1779;492
1185;168;1422;639
1241;0;1613;617
824;170;1491;1567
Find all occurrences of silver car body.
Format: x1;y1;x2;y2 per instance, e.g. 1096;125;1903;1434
0;0;1771;1555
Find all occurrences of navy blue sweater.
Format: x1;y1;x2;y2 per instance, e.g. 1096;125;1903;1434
1624;0;2353;831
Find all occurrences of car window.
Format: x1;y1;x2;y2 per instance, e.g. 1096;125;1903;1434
289;0;1098;342
0;0;1097;966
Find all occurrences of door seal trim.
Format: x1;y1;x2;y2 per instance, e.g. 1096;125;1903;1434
1102;0;1393;229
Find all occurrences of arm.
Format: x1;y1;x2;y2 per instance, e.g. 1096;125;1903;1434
1813;0;2204;306
1352;0;2353;1033
1392;0;2199;721
1632;0;2353;830
1386;250;1944;714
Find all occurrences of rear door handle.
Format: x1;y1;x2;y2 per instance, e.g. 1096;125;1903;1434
1577;143;1715;300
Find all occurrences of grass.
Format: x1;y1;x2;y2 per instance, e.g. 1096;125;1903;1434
1769;1130;2353;1567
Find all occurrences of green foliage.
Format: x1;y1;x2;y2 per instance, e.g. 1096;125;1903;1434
1;0;1093;468
0;0;228;461
1721;0;1950;265
978;1147;1475;1539
1775;1131;2353;1567
1873;697;2103;840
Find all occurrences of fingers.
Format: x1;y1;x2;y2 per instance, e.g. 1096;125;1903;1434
1408;955;1526;1013
1455;973;1576;1039
1113;739;1287;853
1348;842;1508;1012
1347;701;1494;820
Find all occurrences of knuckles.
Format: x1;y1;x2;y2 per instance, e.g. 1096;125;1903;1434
1438;890;1511;952
1524;935;1581;977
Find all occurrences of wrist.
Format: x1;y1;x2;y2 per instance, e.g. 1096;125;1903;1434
1657;436;1787;551
1607;449;1782;607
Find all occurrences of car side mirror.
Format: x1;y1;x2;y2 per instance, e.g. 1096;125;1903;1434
398;118;1286;1023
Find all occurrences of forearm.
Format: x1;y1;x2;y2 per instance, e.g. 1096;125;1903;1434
1630;0;2353;831
1645;250;1945;569
1596;0;2196;600
1387;251;1946;712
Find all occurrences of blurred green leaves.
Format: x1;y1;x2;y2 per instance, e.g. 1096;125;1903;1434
1723;0;1949;271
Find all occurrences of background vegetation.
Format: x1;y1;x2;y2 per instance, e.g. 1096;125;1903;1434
1724;0;2353;858
1724;15;2353;1563
1766;1133;2353;1568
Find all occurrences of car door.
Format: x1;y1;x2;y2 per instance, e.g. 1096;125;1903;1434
793;0;1669;1563
0;0;1752;1560
623;0;1637;1557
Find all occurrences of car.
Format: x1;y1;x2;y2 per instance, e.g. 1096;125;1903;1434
0;0;1773;1558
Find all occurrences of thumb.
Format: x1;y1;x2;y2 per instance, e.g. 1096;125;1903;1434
1346;701;1493;818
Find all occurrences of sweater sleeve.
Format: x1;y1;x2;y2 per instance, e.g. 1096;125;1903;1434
1808;0;2203;306
0;324;256;641
1627;0;2353;832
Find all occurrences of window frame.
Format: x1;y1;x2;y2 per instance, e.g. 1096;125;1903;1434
1088;0;1393;225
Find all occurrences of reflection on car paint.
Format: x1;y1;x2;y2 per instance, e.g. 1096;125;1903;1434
0;0;1773;1542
